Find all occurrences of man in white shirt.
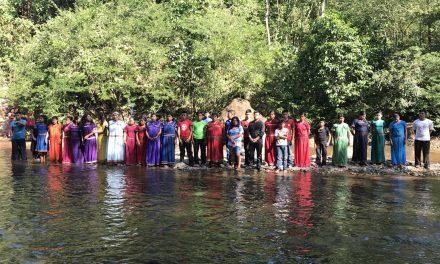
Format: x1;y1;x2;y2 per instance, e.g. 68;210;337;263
413;111;435;169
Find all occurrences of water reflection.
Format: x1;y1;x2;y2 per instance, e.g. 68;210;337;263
0;152;440;262
289;172;314;236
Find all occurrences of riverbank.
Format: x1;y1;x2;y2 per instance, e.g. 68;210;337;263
2;139;439;177
175;161;440;177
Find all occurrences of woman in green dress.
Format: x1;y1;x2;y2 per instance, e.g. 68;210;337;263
332;114;350;167
370;111;385;164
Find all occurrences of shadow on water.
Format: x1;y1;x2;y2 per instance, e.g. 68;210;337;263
1;148;440;263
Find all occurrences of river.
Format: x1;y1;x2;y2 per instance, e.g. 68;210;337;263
1;145;440;263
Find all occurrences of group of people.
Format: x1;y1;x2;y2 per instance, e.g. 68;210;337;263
8;108;435;171
318;110;434;170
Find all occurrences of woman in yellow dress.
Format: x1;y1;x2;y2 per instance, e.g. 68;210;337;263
97;112;108;163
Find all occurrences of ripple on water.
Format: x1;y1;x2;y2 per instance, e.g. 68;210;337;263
0;144;440;262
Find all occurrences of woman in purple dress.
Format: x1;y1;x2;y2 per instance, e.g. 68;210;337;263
68;116;84;164
82;114;98;163
146;114;162;166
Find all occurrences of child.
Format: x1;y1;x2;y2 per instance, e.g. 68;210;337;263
275;120;288;172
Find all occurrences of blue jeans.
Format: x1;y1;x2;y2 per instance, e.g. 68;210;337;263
276;145;288;170
287;141;293;166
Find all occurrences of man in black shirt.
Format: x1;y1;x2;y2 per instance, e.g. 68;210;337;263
248;111;265;170
314;118;331;166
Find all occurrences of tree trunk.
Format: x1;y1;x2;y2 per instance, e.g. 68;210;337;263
427;22;432;49
265;0;271;45
319;0;326;17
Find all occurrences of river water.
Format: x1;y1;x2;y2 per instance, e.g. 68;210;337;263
1;146;440;263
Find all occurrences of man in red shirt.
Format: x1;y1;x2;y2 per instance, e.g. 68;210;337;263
282;109;296;168
241;109;252;166
177;111;194;166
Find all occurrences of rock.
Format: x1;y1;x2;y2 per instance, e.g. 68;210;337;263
221;98;266;122
175;162;189;170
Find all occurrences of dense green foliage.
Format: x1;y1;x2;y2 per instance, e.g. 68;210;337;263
3;0;440;124
0;1;32;97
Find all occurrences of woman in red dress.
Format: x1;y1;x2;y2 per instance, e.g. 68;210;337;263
294;113;311;167
264;111;278;166
124;117;137;165
206;113;224;167
136;118;147;166
62;116;72;164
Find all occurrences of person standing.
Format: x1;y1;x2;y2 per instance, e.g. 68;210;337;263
203;111;212;124
265;111;278;167
227;116;244;170
177;112;194;166
206;113;224;167
123;117;138;166
97;112;108;163
248;111;265;171
62;116;73;164
294;113;311;167
241;109;252;167
82;114;98;164
136;118;147;166
48;117;63;162
275;120;289;172
68;116;84;164
332;114;350;167
192;112;207;166
7;108;15;138
351;111;369;166
146;114;162;166
225;109;239;165
10;112;27;161
107;112;126;164
389;113;407;167
161;114;177;166
313;118;331;166
26;112;35;138
34;116;49;163
282;110;296;168
413;111;435;169
30;119;39;160
370;111;386;164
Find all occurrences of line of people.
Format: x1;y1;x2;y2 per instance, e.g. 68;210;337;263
9;109;435;170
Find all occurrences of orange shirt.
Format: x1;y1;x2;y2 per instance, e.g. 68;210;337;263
48;123;62;139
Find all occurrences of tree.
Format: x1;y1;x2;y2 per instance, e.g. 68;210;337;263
9;1;174;116
417;52;440;125
8;0;275;116
293;12;372;120
366;47;423;115
0;1;32;97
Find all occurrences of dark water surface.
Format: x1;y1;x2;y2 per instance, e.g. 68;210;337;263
1;149;440;263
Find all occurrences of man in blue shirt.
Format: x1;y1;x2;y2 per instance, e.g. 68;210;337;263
10;112;27;160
